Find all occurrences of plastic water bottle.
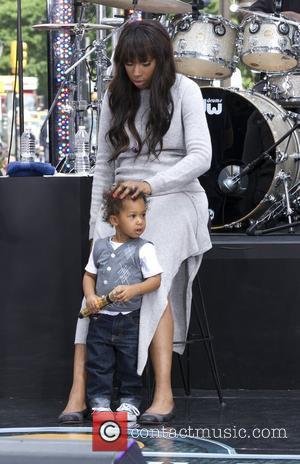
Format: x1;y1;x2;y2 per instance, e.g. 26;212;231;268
74;126;90;174
20;128;36;162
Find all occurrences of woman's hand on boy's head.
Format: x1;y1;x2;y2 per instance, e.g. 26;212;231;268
112;180;152;200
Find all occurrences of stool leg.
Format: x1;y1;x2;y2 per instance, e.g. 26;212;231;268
144;360;154;407
186;341;191;395
193;275;224;405
176;342;191;396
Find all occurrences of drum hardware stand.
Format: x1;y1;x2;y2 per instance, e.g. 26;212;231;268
276;169;294;232
43;19;123;172
191;1;210;19
63;7;91;161
65;17;135;153
63;9;144;160
238;8;300;28
191;2;200;19
92;38;114;150
260;75;287;101
247;177;300;235
244;120;300;235
274;0;282;16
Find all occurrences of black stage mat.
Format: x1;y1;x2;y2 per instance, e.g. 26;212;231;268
0;390;300;456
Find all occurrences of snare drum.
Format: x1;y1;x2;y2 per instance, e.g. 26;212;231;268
267;73;300;108
241;15;300;73
172;14;240;80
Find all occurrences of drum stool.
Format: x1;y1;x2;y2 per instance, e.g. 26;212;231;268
144;272;224;406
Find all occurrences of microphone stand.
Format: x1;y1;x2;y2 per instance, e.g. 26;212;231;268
222;122;299;192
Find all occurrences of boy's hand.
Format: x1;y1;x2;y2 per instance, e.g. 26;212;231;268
113;285;137;302
86;294;102;313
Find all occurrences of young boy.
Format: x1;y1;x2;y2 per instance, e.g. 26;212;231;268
84;190;162;421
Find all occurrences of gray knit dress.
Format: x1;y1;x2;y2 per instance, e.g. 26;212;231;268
75;74;212;375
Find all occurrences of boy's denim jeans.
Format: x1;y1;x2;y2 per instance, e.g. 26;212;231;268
86;310;142;409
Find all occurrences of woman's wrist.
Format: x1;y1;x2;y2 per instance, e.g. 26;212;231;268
142;180;152;195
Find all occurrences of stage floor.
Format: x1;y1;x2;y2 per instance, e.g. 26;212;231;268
0;390;299;463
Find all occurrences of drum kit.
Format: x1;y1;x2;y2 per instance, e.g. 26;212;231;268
34;0;300;234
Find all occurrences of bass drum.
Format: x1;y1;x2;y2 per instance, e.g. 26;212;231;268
199;87;300;230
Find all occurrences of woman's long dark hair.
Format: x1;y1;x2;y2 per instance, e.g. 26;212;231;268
107;20;176;160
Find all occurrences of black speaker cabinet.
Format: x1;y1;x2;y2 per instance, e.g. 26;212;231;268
0;177;92;398
172;234;300;390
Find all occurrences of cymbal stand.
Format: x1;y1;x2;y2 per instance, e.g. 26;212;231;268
73;25;89;127
65;26;116;100
66;4;90;136
66;15;139;157
93;39;111;151
64;13;141;169
61;24;116;172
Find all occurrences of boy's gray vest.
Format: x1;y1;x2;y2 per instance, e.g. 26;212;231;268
93;237;148;312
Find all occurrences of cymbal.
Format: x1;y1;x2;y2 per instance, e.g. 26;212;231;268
87;0;192;15
238;8;300;27
33;22;114;31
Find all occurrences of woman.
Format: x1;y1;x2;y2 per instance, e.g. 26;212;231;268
59;19;212;424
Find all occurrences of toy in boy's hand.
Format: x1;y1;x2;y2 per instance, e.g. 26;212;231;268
78;289;118;318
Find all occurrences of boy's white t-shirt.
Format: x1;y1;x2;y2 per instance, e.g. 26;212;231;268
85;238;163;315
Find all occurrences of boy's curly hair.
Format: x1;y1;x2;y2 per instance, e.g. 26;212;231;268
102;189;149;223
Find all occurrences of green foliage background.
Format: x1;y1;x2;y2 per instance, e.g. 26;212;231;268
205;0;219;14
0;0;48;96
0;0;254;98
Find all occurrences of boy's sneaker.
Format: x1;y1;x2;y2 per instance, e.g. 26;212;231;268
92;406;113;413
116;403;140;421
